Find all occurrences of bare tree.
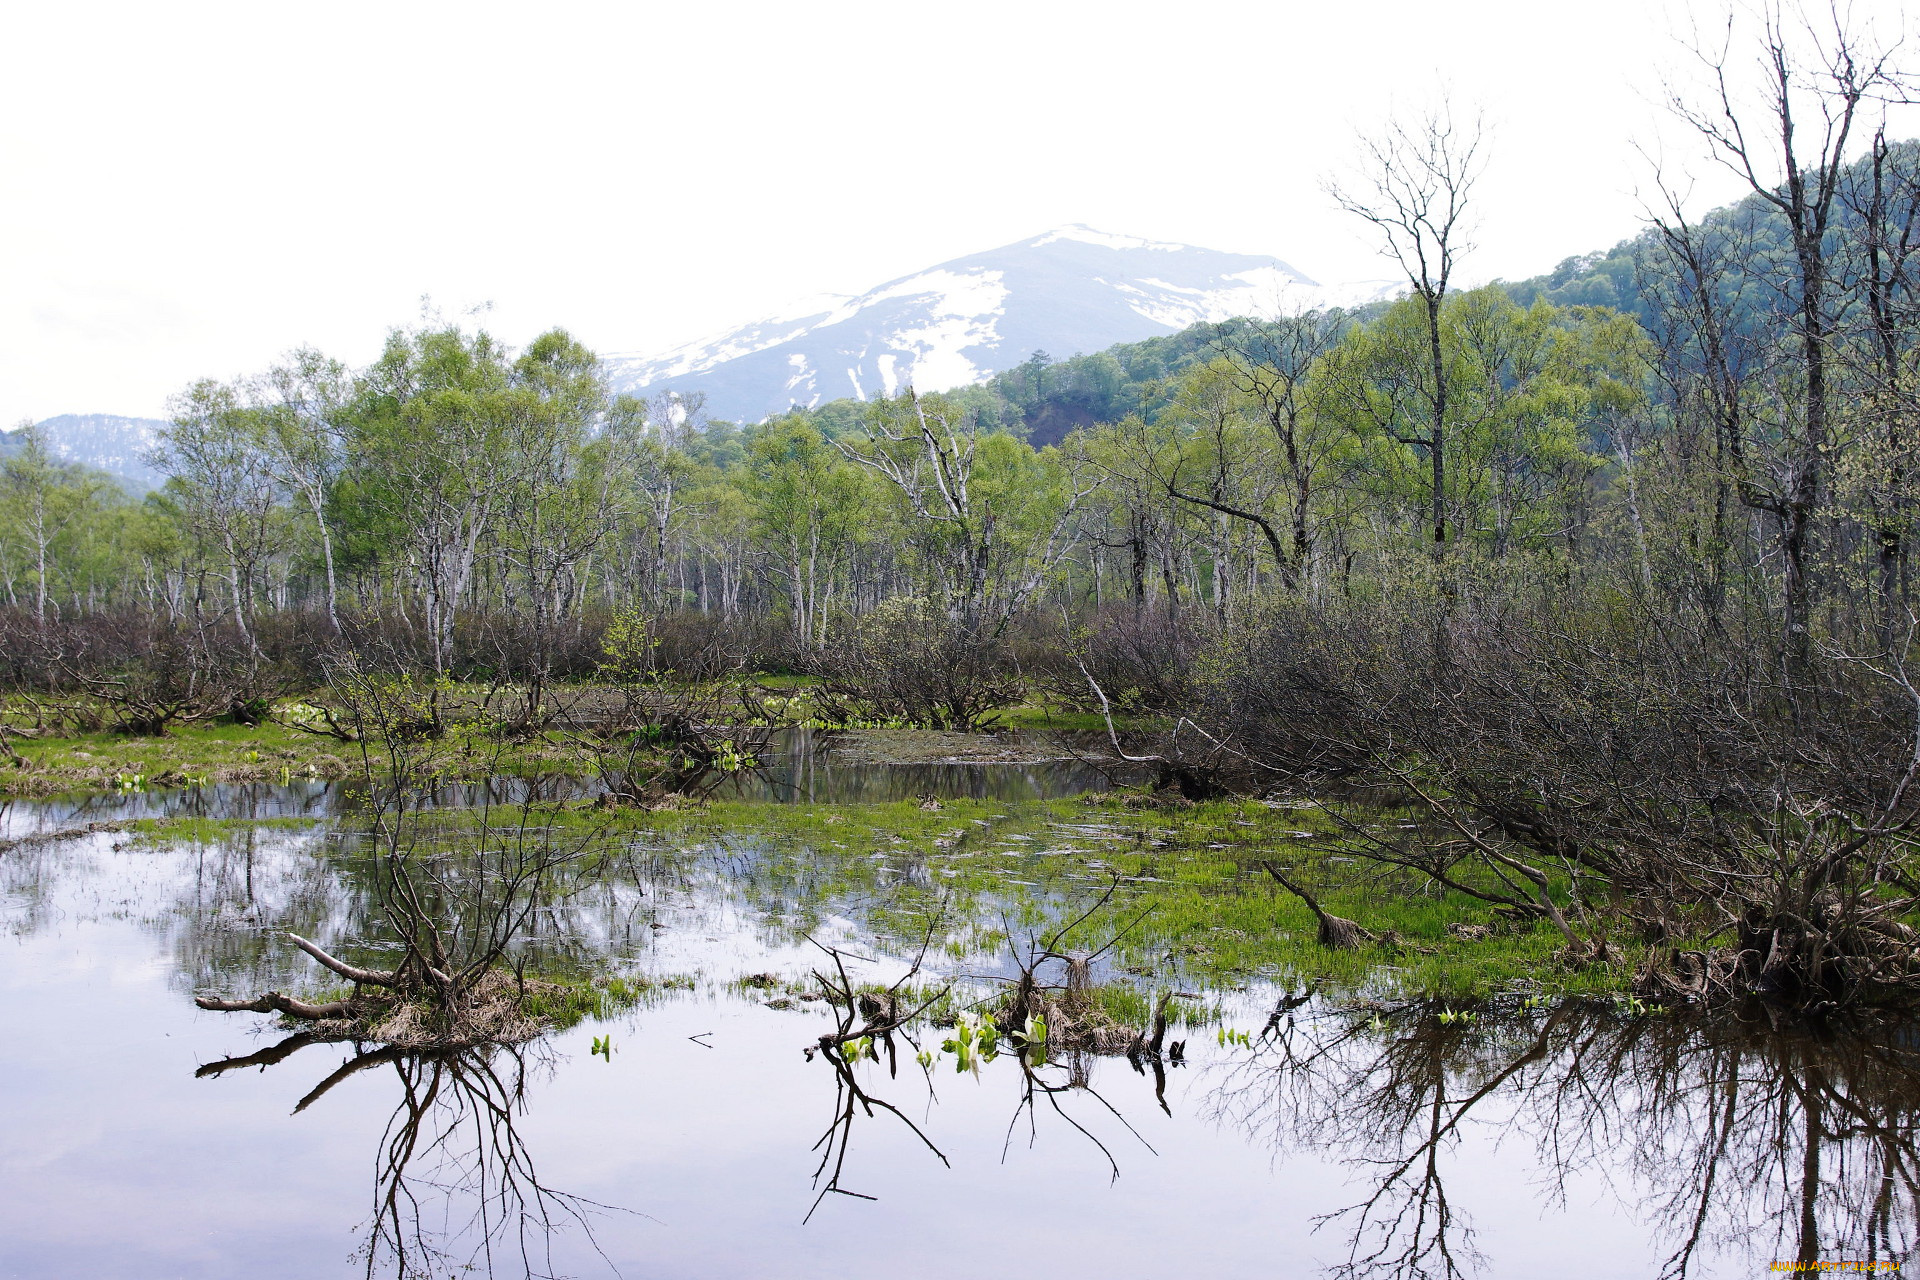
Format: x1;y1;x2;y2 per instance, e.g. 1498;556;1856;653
1662;1;1908;651
1328;100;1486;558
1213;311;1353;589
1839;128;1920;640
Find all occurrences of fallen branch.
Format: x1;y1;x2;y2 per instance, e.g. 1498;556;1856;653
194;990;357;1020
1264;861;1377;949
287;932;399;988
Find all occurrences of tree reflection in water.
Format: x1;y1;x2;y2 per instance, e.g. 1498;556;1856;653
1203;996;1920;1279
804;1035;1161;1218
198;1036;626;1279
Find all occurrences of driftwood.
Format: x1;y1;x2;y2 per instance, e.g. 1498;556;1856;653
194;990;356;1019
1264;861;1377;949
194;932;408;1021
286;931;403;987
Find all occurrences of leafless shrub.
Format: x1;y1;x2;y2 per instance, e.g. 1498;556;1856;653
1193;590;1920;1007
802;598;1026;730
0;613;297;736
197;657;606;1045
562;605;775;806
1029;604;1212;714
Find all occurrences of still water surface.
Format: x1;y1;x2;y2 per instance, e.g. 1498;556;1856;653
0;750;1909;1278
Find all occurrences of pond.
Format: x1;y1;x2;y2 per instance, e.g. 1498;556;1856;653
0;757;1910;1278
0;729;1131;839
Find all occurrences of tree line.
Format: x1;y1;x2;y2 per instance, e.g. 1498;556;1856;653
0;285;1683;648
5;50;1919;668
11;3;1920;1008
11;192;1915;662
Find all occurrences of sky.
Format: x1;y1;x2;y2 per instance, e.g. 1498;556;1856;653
1;0;1913;426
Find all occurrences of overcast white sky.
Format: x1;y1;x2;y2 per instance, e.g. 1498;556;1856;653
0;0;1912;425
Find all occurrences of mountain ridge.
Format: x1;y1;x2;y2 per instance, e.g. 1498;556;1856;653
1;414;169;494
603;224;1400;422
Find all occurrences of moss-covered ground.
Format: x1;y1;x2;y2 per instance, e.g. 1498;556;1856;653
122;787;1642;1008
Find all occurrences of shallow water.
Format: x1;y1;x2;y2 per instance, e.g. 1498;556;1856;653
0;778;1913;1277
0;730;1128;845
721;727;1133;802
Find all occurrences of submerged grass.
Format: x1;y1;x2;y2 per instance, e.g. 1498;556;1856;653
125;815;326;844
520;973;695;1031
590;791;1645;1003
85;758;1645;1007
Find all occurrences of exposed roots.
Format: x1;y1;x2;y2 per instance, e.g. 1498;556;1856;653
1635;905;1920;1009
1264;862;1378;949
196;935;566;1049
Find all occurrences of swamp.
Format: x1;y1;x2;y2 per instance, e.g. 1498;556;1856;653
8;11;1920;1273
0;712;1913;1278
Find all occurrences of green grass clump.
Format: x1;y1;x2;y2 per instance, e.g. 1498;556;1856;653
126;814;326;845
521;972;696;1030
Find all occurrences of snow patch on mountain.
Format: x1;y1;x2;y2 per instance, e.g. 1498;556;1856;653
603;225;1399;422
1031;226;1188;252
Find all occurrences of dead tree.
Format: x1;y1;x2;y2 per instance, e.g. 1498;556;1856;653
1328;99;1485;559
1264;861;1377;950
196;662;606;1046
1662;1;1908;653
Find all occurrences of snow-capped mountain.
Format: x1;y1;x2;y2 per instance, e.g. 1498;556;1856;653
604;225;1399;422
0;415;170;493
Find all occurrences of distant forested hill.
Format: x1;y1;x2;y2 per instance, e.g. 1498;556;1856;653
1498;138;1920;325
0;415;169;493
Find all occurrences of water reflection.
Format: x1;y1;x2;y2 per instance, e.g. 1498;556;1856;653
198;1035;620;1279
11;782;1920;1276
804;1031;1172;1222
0;729;1130;845
726;728;1131;803
1205;997;1920;1278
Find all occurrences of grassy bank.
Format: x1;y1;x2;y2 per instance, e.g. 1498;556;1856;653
0;713;610;797
0;681;1132;799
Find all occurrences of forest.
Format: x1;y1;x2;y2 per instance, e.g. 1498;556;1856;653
7;13;1920;1013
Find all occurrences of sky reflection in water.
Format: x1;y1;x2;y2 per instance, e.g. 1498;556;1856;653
0;774;1909;1278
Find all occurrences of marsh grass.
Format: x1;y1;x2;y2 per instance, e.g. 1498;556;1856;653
588;792;1645;1002
126;814;326;844
116;779;1645;1007
0;685;715;799
0;682;1132;801
518;973;691;1030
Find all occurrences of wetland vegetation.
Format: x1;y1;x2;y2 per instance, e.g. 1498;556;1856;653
8;11;1920;1274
